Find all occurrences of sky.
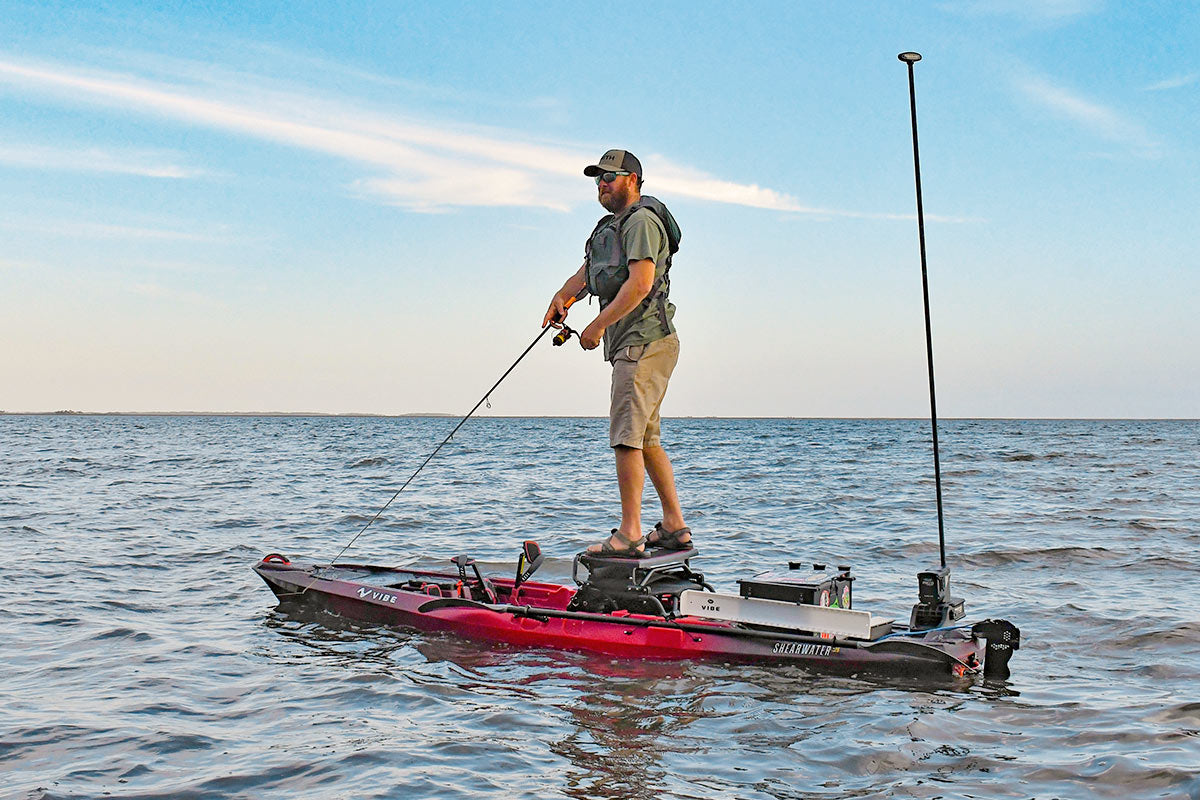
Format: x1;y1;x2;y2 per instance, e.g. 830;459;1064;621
1;1;1196;418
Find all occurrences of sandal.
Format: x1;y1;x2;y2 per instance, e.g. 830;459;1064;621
586;529;646;558
646;522;693;551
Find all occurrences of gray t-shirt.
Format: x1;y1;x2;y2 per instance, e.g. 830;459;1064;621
586;206;676;361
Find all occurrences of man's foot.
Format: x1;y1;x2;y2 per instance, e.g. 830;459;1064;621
586;529;646;558
646;522;693;550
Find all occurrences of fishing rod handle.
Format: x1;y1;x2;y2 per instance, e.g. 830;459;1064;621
563;286;590;310
547;286;590;328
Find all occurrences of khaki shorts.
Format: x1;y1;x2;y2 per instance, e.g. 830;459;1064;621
609;333;679;449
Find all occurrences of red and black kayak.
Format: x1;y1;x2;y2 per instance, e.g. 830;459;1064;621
253;59;1029;683
254;542;1020;680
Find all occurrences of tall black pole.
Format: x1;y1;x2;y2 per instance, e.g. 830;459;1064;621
898;51;946;569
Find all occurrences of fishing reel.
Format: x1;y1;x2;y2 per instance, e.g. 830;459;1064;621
552;324;577;346
549;287;590;346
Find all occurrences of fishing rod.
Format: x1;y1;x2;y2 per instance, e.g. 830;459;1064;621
300;287;590;593
899;51;947;571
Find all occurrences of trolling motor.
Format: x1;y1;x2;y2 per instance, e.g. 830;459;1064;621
971;618;1022;679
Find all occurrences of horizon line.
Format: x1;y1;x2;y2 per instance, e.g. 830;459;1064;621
2;411;1196;422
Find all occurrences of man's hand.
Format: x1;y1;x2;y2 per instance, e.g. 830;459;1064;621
573;258;653;351
545;265;588;329
580;320;605;350
543;293;568;329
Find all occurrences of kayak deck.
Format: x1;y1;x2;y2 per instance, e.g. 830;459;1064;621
255;555;999;679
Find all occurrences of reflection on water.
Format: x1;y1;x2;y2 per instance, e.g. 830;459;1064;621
554;665;705;800
262;596;1031;800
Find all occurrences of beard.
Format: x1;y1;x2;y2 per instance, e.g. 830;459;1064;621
599;181;635;213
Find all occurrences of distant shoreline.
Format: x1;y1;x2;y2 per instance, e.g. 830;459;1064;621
1;411;1196;421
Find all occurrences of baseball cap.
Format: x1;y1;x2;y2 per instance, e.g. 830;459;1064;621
583;149;643;178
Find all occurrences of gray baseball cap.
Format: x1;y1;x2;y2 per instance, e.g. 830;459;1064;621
583;149;643;178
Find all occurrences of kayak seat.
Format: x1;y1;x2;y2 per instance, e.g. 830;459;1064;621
569;546;712;617
578;546;697;569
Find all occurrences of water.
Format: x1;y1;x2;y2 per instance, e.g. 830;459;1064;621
2;416;1198;799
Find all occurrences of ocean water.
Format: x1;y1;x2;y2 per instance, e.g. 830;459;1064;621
1;415;1198;799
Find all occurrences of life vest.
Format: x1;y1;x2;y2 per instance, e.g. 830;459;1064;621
584;195;682;330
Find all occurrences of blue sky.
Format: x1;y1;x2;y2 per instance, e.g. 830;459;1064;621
1;1;1196;417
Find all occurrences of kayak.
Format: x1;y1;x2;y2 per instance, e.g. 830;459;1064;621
254;542;1020;680
253;55;1025;684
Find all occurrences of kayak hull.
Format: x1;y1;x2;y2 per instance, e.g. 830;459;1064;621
255;557;989;679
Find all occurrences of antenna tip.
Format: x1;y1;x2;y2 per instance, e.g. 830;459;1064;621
898;51;922;63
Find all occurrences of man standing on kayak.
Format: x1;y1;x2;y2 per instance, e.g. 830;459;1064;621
543;149;693;557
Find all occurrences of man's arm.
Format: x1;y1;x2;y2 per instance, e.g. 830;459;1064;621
579;258;654;350
543;263;588;328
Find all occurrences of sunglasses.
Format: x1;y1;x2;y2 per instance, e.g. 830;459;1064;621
594;170;630;185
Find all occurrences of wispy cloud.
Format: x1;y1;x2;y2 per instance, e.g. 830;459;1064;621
1015;72;1162;158
649;163;971;220
4;216;221;242
0;143;203;178
0;54;918;219
236;42;570;117
1143;73;1199;92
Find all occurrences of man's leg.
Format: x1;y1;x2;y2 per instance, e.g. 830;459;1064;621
586;348;648;553
636;335;686;540
615;445;645;542
643;444;686;532
590;334;679;553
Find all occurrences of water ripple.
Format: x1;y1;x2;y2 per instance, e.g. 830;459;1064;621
1;415;1198;799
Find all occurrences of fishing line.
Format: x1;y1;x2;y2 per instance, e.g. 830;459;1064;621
296;288;589;595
